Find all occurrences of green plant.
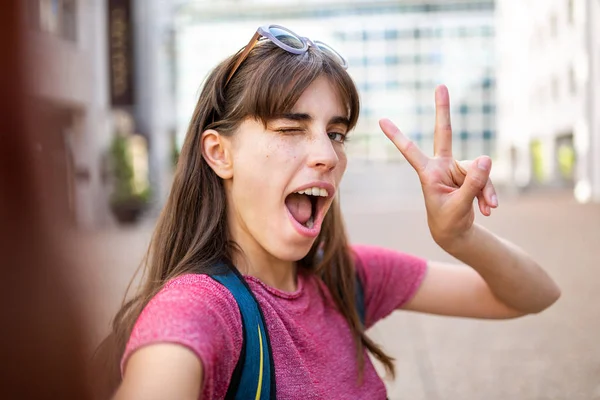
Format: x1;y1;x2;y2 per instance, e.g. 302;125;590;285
171;132;180;168
109;134;150;205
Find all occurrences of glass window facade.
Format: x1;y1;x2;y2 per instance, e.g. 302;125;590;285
178;0;497;161
335;17;496;159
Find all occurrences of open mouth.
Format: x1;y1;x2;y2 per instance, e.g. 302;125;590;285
284;187;329;232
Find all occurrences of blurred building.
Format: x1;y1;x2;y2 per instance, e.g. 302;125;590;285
496;0;600;202
131;0;178;210
175;0;496;162
26;0;112;228
24;0;178;228
106;0;178;219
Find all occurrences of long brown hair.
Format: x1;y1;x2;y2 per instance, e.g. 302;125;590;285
99;39;394;395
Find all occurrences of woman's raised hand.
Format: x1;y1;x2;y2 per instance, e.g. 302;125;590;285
379;85;498;248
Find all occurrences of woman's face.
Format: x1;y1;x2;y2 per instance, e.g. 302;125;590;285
225;76;349;262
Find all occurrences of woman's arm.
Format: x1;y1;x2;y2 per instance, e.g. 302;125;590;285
114;344;203;400
403;224;560;319
112;275;243;400
379;85;560;319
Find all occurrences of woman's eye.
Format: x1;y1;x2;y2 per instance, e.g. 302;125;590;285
276;128;304;134
328;132;346;143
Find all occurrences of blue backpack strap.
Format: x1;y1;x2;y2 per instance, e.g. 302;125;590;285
354;271;366;327
209;263;275;400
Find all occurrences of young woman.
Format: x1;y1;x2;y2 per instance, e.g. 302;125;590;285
109;25;560;399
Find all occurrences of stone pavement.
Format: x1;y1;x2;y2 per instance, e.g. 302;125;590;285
75;162;600;400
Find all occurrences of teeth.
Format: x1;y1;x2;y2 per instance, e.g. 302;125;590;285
306;216;314;229
294;187;329;197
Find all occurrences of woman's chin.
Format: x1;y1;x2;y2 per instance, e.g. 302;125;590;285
267;233;316;262
259;212;321;262
275;245;314;263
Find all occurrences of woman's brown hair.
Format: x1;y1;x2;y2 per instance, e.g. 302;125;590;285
98;39;395;396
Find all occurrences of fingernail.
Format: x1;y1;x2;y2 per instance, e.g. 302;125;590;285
435;85;448;102
478;157;491;171
379;119;394;135
491;194;498;207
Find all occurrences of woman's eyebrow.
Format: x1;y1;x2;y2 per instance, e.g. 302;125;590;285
329;116;350;127
278;113;312;122
274;113;349;127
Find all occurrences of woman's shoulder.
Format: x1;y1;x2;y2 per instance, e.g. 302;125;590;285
128;273;244;348
122;273;245;385
163;272;229;290
350;243;426;265
348;244;428;327
349;243;428;287
163;272;235;293
145;273;242;319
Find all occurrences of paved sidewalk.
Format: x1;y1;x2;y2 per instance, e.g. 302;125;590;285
347;194;600;400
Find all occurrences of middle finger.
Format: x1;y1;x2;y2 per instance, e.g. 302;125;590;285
434;85;453;158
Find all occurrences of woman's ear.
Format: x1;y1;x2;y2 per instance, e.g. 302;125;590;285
201;129;234;179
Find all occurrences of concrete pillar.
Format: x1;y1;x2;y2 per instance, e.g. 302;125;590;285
132;0;176;214
576;0;599;203
590;0;600;202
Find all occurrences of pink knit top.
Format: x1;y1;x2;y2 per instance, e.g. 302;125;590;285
122;245;427;399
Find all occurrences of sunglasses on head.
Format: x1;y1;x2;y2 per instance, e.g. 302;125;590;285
225;24;348;86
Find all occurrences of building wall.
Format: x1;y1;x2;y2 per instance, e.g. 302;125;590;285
175;1;496;164
494;1;531;186
588;0;600;201
496;0;599;202
26;0;112;227
132;0;177;210
332;12;495;162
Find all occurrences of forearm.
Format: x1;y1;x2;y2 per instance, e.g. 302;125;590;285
442;224;561;313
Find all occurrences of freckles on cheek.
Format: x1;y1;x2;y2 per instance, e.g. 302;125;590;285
266;141;299;164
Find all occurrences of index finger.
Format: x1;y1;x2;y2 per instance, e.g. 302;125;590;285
434;85;453;158
379;118;429;172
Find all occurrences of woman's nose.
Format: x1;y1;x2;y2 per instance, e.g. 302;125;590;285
307;132;339;172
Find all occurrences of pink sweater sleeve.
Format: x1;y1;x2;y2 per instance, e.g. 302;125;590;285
352;244;428;328
121;274;243;399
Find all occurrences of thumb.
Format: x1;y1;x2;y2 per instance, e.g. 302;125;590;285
458;156;492;203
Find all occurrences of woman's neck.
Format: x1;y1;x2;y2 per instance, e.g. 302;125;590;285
226;194;298;292
232;248;298;292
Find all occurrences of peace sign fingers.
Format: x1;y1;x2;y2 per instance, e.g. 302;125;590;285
378;84;498;248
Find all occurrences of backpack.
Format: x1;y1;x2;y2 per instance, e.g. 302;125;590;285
209;260;366;400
